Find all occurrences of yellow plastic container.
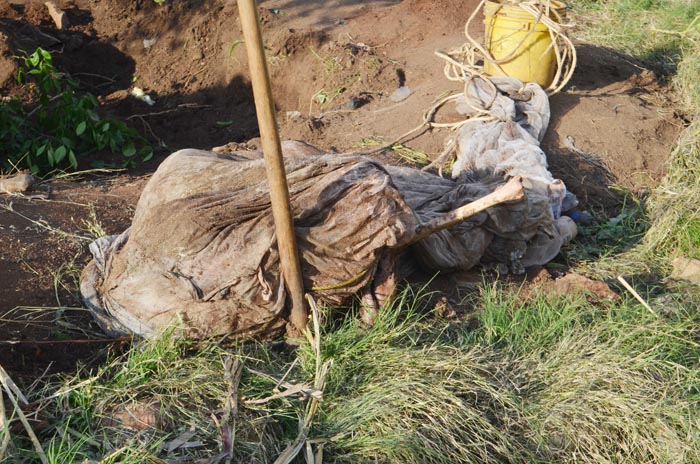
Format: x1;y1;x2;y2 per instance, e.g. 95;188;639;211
483;0;563;87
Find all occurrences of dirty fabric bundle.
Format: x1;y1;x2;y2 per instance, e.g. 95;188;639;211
82;147;415;339
81;76;576;340
448;76;577;272
389;166;548;273
81;141;542;340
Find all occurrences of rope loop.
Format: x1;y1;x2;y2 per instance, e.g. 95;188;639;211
438;0;577;96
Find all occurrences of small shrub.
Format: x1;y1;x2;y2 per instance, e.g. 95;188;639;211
0;48;152;175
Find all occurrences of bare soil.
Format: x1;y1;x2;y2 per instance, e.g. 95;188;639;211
0;0;684;382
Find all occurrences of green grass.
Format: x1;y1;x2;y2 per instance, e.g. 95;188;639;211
2;331;300;463
640;120;700;261
5;287;696;463
574;0;700;111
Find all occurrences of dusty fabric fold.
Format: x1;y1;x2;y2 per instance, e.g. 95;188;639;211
81;132;573;339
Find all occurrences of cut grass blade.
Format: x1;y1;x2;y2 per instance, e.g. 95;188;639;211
356;138;431;165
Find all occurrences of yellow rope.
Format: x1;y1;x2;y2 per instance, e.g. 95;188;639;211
311;268;369;292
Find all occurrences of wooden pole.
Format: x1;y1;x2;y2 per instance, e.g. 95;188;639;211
237;0;308;334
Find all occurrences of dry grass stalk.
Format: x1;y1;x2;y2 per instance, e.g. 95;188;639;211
212;356;244;463
0;364;48;464
274;296;331;464
0;390;12;461
616;276;656;314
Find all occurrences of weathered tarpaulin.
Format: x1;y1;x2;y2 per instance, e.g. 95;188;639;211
82;147;421;339
81;80;576;340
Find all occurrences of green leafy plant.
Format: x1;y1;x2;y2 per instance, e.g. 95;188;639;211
0;48;152;175
227;39;244;59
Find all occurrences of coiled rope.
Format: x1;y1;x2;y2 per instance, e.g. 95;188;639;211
439;0;576;92
433;0;576;125
353;0;576;157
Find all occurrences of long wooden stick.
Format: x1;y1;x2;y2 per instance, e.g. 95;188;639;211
617;276;656;315
411;176;525;244
237;0;308;334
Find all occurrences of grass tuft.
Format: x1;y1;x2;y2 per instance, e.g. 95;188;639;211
15;331;299;463
576;0;700;111
640;120;700;261
5;287;699;463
